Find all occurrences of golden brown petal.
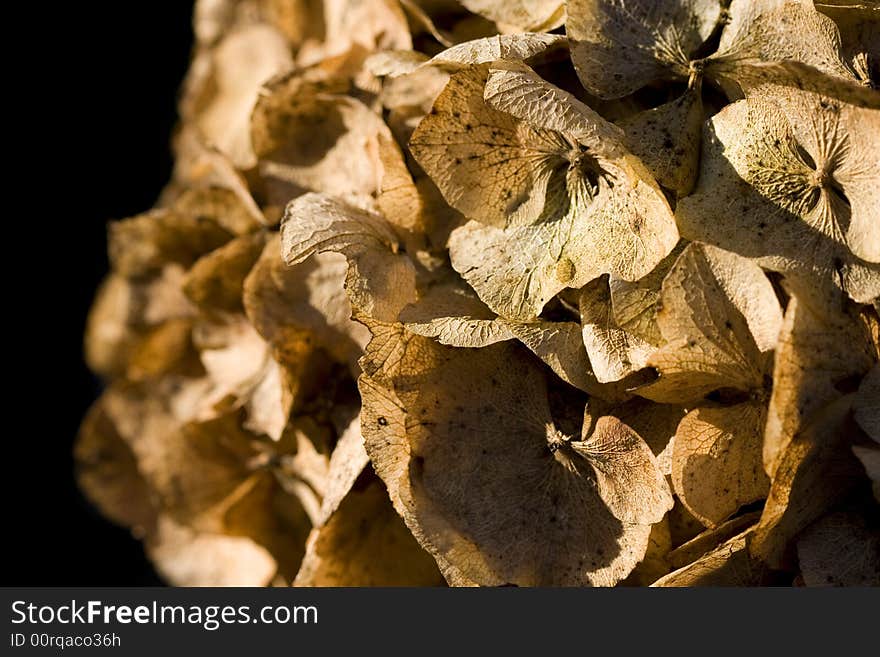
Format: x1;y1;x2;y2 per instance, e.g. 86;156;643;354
360;330;669;586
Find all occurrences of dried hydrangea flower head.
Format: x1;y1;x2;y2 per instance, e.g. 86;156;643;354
78;0;880;587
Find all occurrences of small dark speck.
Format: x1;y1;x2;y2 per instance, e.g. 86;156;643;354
377;417;388;427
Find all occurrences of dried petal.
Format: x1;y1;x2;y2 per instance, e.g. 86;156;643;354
622;518;672;585
852;444;880;501
169;133;266;229
505;320;603;395
251;74;388;208
399;281;515;348
414;63;676;319
373;32;567;142
672;402;770;527
296;0;411;66
316;416;370;523
459;0;565;32
616;88;704;196
751;394;865;569
854;364;880;441
796;512;880;586
85;269;195;378
295;473;444;586
572;416;674;525
147;515;277;587
676;87;880;309
244;234;369;371
608;241;685;346
109;208;233;278
193;0;317;47
183;232;268;313
183;24;293;168
579;276;656;383
281;193;418;322
75;392;158;536
126;319;201;382
427;33;568;70
639;243;782;404
712;0;858;91
764;296;876;476
360;330;670;586
652;528;767;586
585;397;687;476
668;511;762;569
567;0;721;99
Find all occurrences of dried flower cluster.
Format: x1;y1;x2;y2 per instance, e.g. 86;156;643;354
77;0;879;586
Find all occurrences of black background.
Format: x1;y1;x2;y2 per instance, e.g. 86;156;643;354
9;2;195;584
